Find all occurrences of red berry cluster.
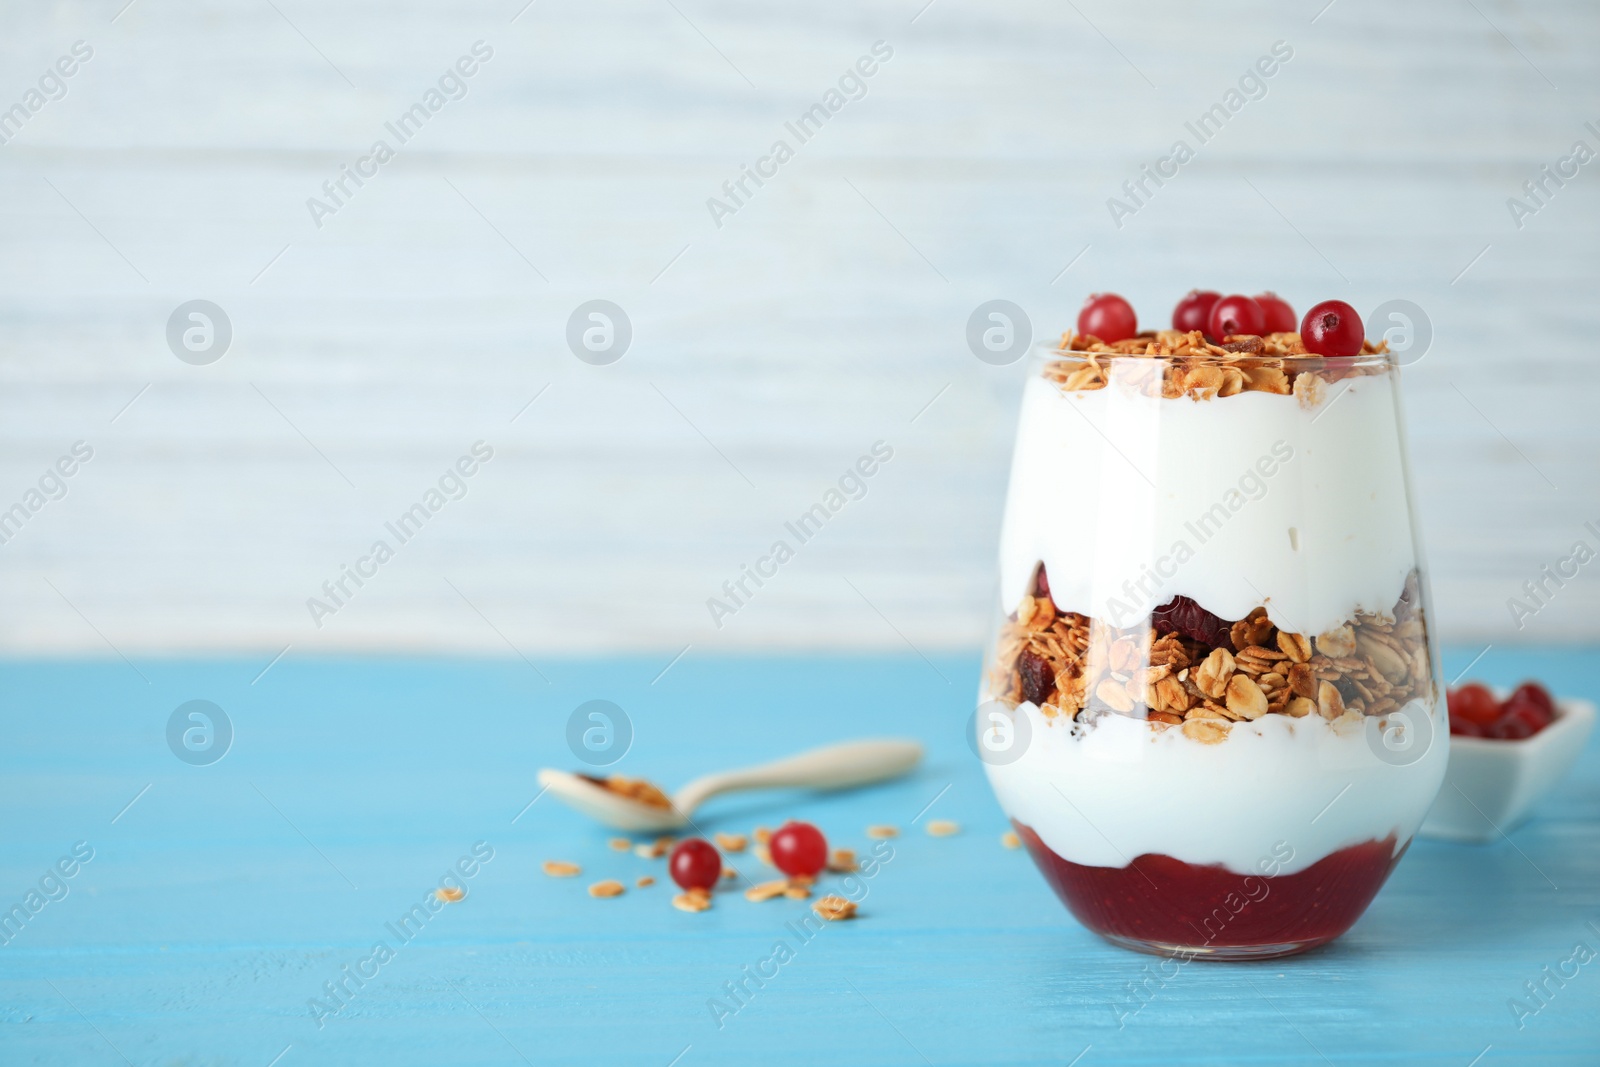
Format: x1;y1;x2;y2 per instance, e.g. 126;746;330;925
1447;681;1557;740
1075;291;1366;357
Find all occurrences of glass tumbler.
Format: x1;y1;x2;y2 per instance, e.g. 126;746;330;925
976;341;1445;960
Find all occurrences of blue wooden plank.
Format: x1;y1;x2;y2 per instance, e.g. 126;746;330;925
1;647;1597;1065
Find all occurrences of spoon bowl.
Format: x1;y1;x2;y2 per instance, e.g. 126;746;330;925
537;769;687;833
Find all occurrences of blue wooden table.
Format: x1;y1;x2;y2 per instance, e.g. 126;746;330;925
3;647;1597;1066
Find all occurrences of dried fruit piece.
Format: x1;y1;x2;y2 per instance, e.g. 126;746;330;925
588;880;625;898
1152;595;1233;648
1285;696;1315;718
812;895;859;921
542;860;581;878
1018;648;1055;705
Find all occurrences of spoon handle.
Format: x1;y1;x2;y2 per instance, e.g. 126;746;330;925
676;739;923;812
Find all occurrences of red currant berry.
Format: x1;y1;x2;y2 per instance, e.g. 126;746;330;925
1207;294;1265;339
1171;290;1220;335
669;838;722;891
1487;706;1541;741
1501;689;1554;733
1448;715;1483;738
1076;293;1138;344
1299;300;1364;357
768;821;828;878
1508;681;1555;719
1447;683;1500;727
1253;292;1297;334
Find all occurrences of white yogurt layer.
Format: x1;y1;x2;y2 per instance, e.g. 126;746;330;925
998;365;1420;637
983;700;1447;874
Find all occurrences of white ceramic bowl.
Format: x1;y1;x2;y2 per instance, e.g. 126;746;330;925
1419;696;1596;843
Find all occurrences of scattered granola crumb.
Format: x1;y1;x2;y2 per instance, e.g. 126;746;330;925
784;884;811;900
634;837;674;859
435;886;465;902
543;860;581;878
753;844;772;866
827;848;858;873
866;825;898;839
926;820;960;837
721;866;738;881
812;895;858;921
609;837;632;852
753;826;772;844
744;879;788;902
588;880;625;898
1001;831;1021;850
714;832;748;853
673;887;712;913
597;775;672;810
637;876;655;888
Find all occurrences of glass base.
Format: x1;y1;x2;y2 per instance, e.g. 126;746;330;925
1098;932;1331;962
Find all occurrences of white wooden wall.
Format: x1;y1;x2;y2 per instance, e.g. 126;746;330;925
1;0;1596;656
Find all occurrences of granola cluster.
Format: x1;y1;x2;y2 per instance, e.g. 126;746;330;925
1048;329;1388;403
989;573;1433;745
595;775;672;810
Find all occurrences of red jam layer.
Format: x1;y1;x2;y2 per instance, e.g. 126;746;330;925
1015;822;1406;953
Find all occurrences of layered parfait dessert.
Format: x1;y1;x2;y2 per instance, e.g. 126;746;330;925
980;291;1446;959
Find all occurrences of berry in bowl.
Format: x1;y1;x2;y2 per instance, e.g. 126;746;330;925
976;291;1447;960
1420;681;1596;843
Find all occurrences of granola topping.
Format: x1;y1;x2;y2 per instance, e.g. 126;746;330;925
989;571;1433;742
1044;327;1390;405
